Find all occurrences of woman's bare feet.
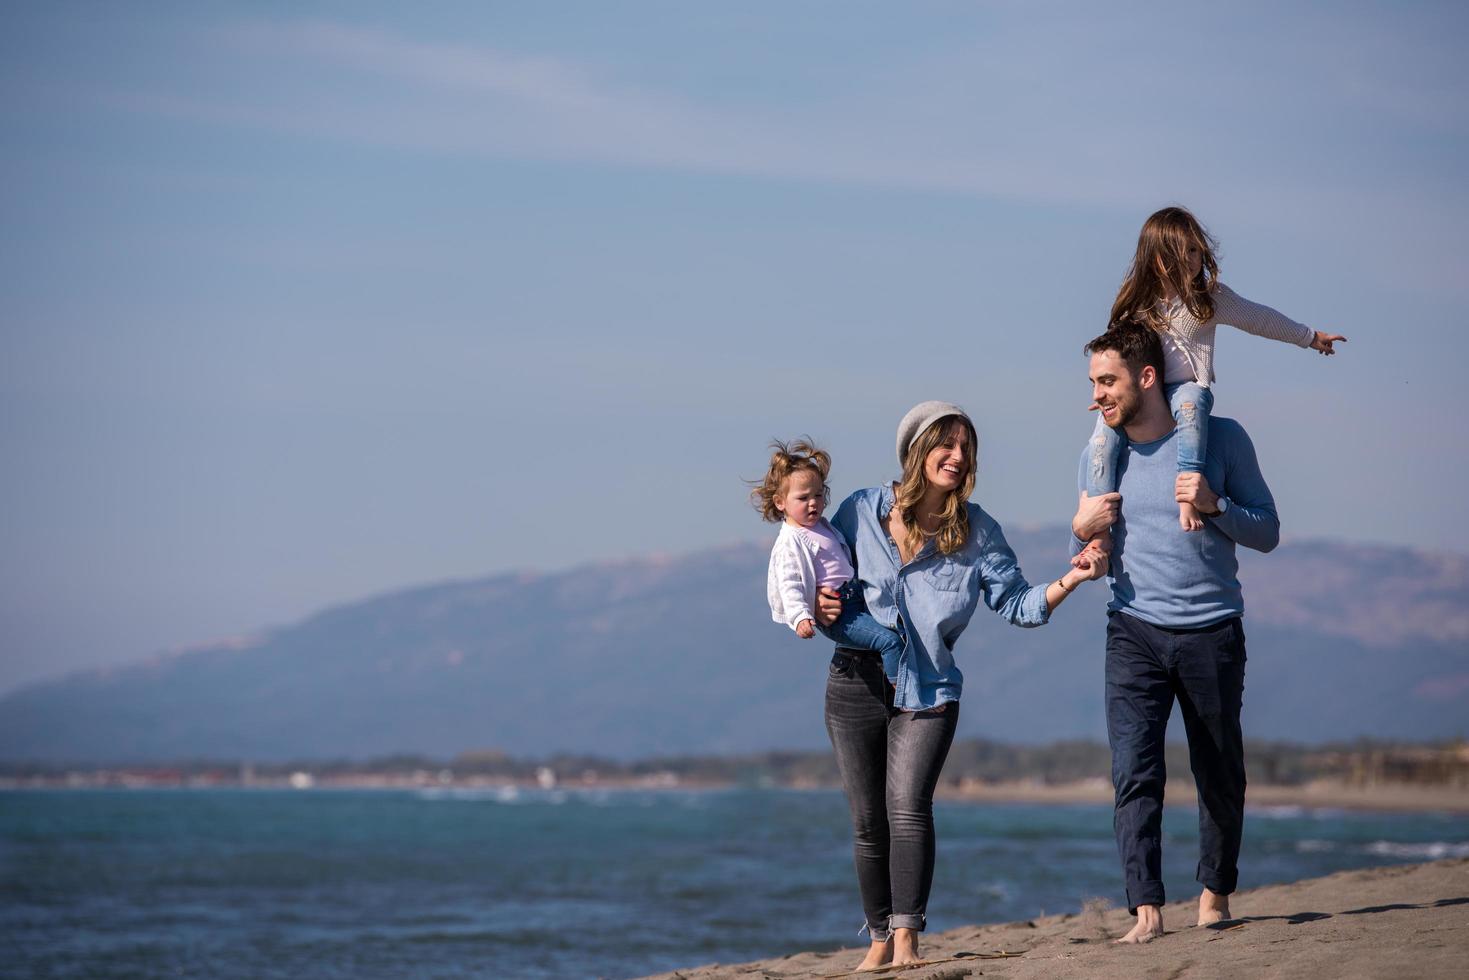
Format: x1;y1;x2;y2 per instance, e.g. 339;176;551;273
854;937;892;972
1179;501;1203;532
1115;904;1165;943
890;928;922;965
1198;887;1231;926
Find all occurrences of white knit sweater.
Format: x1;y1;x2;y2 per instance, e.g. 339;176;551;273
1158;282;1314;386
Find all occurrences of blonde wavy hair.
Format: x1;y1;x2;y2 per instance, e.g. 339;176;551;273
894;415;977;557
750;439;831;524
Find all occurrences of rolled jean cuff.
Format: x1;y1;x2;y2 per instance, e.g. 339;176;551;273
1126;883;1166;915
888;913;926;932
863;922;891;942
1197;863;1238;897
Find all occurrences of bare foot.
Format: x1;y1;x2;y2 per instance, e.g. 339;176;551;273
890;927;922;966
1198;887;1231;926
1179;501;1203;532
1115;904;1165;944
854;938;892;971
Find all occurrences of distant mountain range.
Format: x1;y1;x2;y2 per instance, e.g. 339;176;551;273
2;530;1466;763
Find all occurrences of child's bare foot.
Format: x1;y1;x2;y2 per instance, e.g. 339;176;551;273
1198;888;1231;926
854;938;892;971
890;928;922;965
1179;501;1203;532
1116;904;1165;943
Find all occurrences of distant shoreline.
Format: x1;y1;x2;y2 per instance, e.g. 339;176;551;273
938;777;1469;813
6;773;1469;813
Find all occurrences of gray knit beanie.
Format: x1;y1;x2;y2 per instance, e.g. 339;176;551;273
896;401;971;466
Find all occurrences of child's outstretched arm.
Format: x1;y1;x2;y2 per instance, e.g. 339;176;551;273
1212;283;1317;349
1309;332;1347;355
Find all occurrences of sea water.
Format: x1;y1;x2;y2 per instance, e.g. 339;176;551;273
3;788;1465;979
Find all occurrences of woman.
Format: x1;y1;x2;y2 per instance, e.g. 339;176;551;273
819;401;1107;970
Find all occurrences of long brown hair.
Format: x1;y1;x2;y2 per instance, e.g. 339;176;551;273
893;416;977;558
750;439;831;523
1109;206;1220;332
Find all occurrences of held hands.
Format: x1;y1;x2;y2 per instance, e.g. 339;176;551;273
796;619;816;639
814;587;842;627
1070;543;1110;581
1310;331;1347;355
1175;472;1221;516
1073;491;1121;542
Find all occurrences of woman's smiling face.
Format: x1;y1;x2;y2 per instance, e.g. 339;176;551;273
922;420;971;493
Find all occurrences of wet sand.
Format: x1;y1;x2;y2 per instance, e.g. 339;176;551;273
639;857;1469;980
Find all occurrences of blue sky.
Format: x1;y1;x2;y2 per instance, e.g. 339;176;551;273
2;1;1465;693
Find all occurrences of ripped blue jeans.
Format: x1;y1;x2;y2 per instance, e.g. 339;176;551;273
1086;381;1213;496
819;580;904;685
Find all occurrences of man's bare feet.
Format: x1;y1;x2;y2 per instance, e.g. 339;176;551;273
1179;501;1203;532
890;927;922;966
1198;887;1231;926
1115;904;1165;944
854;938;892;972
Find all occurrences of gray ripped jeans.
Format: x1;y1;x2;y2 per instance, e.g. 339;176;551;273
824;646;959;941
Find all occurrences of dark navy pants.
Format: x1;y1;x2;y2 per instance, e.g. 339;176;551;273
1105;611;1247;913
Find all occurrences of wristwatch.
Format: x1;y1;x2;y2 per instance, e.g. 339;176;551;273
1206;496;1230;518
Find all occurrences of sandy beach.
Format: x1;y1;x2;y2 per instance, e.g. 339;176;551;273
639;857;1469;980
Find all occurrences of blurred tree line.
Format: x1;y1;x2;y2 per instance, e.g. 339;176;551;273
7;738;1466;788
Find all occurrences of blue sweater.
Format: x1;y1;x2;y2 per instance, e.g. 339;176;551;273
1074;417;1280;628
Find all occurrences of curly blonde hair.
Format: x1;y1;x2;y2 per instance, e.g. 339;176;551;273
893;416;976;557
750;439;831;523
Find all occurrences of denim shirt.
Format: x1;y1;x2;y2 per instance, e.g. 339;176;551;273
830;485;1052;711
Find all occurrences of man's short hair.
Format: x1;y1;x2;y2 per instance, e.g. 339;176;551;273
1084;320;1166;381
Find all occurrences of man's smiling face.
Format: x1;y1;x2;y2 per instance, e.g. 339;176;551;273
1089;349;1144;430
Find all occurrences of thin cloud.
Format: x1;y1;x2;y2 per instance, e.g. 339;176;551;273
87;15;1469;295
122;19;1162;210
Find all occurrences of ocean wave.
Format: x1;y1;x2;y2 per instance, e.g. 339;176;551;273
412;786;712;808
1294;839;1337;853
415;786;535;804
1363;840;1469;860
1249;804;1346;820
1251;805;1307;819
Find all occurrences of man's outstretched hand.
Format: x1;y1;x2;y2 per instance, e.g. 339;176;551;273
1072;543;1110;580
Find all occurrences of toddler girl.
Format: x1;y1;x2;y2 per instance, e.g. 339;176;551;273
1086;206;1346;537
753;440;903;683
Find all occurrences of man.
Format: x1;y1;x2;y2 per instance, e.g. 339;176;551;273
1071;321;1280;944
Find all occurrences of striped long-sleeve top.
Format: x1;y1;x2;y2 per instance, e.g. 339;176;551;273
1157;282;1315;386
